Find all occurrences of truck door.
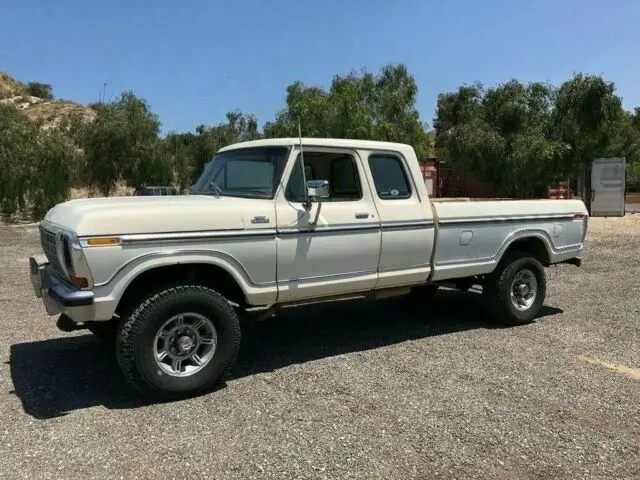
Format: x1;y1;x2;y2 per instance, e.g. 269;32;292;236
275;147;381;302
363;149;436;289
591;157;626;217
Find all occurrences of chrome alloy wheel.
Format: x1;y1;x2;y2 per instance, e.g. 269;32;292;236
153;313;218;377
509;269;538;311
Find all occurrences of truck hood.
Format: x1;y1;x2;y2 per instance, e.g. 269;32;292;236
42;195;275;236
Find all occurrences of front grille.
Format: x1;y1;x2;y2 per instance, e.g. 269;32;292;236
40;226;64;274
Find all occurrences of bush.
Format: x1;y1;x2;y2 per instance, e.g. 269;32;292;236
25;82;53;100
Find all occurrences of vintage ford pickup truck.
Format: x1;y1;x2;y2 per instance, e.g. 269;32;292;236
29;138;588;400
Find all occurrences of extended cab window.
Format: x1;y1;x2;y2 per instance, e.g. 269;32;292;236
191;147;289;198
368;154;412;199
285;151;362;202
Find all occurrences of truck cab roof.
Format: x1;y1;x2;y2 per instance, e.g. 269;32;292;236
217;137;415;155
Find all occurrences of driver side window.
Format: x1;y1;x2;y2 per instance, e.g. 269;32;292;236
285;151;362;202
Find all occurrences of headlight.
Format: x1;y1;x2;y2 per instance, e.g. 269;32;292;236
61;236;74;273
59;231;93;289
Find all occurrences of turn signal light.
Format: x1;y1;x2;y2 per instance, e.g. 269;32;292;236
86;236;120;246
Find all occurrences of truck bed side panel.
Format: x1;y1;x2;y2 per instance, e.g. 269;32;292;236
430;199;587;281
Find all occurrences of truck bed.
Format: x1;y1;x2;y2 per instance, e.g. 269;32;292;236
429;199;588;281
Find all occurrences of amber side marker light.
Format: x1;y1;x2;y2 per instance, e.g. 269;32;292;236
69;275;89;288
86;236;120;246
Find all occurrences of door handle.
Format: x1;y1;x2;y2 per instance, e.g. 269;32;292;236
355;213;370;219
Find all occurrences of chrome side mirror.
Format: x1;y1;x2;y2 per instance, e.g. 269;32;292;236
306;179;329;200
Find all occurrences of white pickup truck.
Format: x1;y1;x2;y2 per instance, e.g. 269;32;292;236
29;138;588;400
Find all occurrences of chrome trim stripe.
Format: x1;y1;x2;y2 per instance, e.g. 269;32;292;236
119;229;277;244
435;243;584;266
278;224;380;235
378;263;430;273
381;220;434;231
280;269;377;283
438;214;576;226
83;214;575;246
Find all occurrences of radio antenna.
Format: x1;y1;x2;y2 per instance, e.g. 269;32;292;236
297;114;309;208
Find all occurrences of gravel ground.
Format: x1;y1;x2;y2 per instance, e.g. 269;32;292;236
0;216;638;479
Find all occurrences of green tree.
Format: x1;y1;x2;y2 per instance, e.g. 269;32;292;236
553;73;624;208
434;80;565;197
264;64;431;158
80;91;164;195
0;104;76;220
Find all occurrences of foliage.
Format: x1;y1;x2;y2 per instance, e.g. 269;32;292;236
0;105;76;219
553;73;624;176
264;64;431;158
77;91;162;195
2;66;640;222
434;73;636;197
434;80;567;197
25;82;54;100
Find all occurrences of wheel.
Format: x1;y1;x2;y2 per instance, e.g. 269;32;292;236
483;251;547;326
115;285;241;401
86;320;118;341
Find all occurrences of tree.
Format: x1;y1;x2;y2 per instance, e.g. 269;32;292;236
25;82;54;100
434;80;566;197
0;104;76;219
264;64;431;158
553;73;624;209
79;91;164;195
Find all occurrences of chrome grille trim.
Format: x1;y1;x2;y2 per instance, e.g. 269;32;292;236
39;225;63;274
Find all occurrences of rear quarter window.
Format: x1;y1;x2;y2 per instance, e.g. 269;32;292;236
368;154;412;199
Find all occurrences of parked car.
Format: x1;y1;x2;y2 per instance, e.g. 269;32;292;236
133;185;178;196
28;138;588;400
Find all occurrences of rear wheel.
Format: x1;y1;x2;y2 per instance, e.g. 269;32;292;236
115;284;241;401
483;252;546;326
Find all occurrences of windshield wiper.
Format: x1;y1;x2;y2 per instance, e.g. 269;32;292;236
205;181;223;198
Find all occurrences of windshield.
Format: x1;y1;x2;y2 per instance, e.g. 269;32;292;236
191;146;290;199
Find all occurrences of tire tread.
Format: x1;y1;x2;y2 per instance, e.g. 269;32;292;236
484;251;546;326
116;284;241;400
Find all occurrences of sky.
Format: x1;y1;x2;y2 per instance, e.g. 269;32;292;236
1;0;639;134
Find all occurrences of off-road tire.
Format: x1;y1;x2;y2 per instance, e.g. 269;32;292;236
115;284;241;401
483;251;547;326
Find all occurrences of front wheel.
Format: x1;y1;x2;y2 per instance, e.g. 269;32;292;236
483;252;547;326
115;285;241;401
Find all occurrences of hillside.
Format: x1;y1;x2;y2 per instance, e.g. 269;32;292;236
0;71;96;130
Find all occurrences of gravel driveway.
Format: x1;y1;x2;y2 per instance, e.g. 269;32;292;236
1;216;638;479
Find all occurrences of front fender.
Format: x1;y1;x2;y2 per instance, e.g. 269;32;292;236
90;250;278;321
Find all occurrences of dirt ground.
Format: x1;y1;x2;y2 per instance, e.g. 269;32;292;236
0;215;638;479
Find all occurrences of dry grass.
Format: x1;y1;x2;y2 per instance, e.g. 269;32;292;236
23;100;96;130
587;213;640;237
70;184;135;199
0;71;25;98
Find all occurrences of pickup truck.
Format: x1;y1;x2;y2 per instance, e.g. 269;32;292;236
28;138;589;400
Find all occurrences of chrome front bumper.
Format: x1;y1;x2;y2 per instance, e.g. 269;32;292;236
29;256;94;321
